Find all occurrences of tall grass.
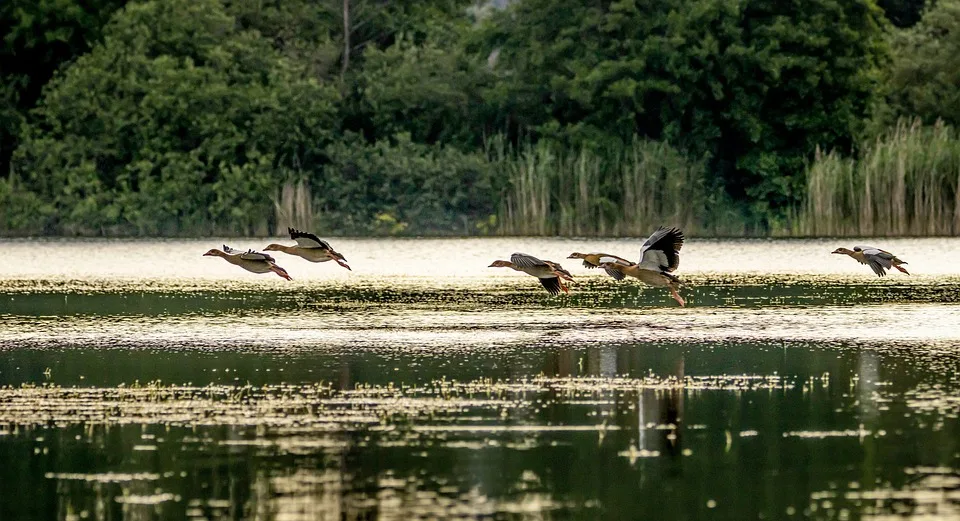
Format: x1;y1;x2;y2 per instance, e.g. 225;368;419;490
273;179;314;233
800;119;960;236
493;137;743;236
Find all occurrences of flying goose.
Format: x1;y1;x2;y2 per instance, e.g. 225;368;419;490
832;246;909;277
203;245;292;280
599;227;685;306
489;253;575;295
567;252;636;281
264;228;351;270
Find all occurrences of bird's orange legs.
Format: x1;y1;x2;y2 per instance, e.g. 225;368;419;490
270;264;293;281
670;287;685;307
553;270;572;294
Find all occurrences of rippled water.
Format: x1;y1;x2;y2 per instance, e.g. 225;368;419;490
1;237;959;520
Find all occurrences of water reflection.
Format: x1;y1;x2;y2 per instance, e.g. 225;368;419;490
2;238;960;520
1;343;957;520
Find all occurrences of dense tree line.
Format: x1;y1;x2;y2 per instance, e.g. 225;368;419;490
0;0;951;236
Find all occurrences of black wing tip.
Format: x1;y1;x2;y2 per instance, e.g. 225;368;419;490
539;277;562;295
666;226;685;242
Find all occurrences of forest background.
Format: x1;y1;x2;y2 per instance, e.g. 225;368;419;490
1;0;958;237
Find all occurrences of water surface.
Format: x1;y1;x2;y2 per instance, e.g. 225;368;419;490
1;237;959;520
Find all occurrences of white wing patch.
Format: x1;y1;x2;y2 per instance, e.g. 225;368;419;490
639;249;668;271
598;256;629;265
293;236;324;249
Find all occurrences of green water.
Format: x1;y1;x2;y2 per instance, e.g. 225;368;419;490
1;238;959;520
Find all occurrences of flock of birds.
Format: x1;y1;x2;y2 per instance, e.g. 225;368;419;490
204;227;911;307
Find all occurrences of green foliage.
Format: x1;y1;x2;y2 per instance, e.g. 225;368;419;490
317;134;498;235
475;0;888;219
358;36;493;146
224;0;341;78
0;0;127;180
13;0;339;235
0;175;53;234
882;0;960;128
1;0;954;237
801;119;960;236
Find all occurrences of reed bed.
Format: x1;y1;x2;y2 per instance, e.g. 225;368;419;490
273;178;314;233
800;119;960;236
495;138;730;236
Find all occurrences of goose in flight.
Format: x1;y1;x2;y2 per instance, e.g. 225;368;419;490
599;227;685;306
489;253;575;295
832;246;909;277
567;252;636;281
203;245;292;280
264;228;351;270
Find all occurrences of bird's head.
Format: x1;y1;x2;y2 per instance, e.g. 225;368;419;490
831;247;853;255
488;260;512;268
203;248;223;257
567;252;586;259
263;244;283;252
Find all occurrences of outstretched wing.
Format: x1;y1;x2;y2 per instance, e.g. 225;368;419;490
865;258;888;276
603;266;627;281
240;249;276;263
289;228;332;250
855;245;895;276
538;276;563;295
598;255;631;281
638;227;684;272
511;253;548;269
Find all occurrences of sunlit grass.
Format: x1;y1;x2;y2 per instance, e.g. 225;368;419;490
491;138;743;236
801;119;960;236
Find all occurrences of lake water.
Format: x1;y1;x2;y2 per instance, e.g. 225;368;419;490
1;237;959;520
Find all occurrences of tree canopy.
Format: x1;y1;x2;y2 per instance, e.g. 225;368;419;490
0;0;953;236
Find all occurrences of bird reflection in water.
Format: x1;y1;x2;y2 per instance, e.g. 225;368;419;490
637;355;684;456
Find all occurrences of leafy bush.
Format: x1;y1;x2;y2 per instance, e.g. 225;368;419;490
13;0;339;235
881;0;960;128
475;0;888;219
315;134;498;235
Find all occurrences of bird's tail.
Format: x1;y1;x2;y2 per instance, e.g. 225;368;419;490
664;272;684;287
270;264;293;281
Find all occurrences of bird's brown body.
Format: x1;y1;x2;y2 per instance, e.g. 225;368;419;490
598;227;686;306
264;228;351;270
567;252;633;269
832;246;909;277
567;252;636;281
204;246;292;280
489;253;574;295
